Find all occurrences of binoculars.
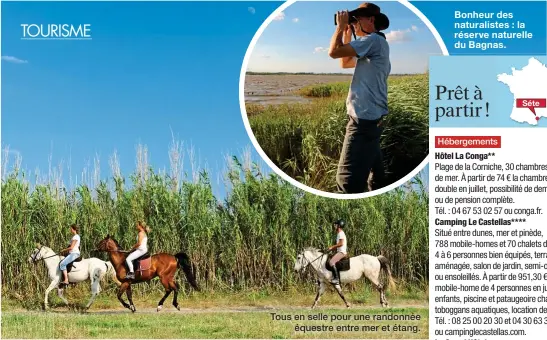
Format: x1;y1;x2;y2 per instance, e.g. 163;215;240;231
333;7;390;31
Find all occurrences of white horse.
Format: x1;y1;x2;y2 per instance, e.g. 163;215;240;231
294;247;396;309
28;243;120;310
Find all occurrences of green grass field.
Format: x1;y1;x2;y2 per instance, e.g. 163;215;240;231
2;308;428;339
246;74;429;192
2;289;428;339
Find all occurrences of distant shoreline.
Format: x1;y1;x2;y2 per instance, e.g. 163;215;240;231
246;72;424;76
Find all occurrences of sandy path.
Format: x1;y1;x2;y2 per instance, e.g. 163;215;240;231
4;303;428;315
91;303;428;314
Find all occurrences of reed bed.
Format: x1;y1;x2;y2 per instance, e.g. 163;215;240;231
247;74;429;192
1;145;428;307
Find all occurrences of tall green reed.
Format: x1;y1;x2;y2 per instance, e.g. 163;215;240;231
1;143;428;304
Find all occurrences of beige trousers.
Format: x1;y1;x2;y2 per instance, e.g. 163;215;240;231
329;252;347;267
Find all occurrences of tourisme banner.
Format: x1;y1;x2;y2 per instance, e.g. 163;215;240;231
1;0;546;339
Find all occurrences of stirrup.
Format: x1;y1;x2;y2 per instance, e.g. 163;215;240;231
125;272;135;279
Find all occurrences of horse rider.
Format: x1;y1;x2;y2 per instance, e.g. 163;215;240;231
125;221;150;279
328;219;348;284
59;223;81;287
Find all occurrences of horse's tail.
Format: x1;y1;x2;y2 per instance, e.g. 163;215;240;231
105;261;122;287
175;252;200;292
377;255;396;291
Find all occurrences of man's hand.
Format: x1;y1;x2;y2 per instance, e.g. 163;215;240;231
343;25;353;44
336;10;349;31
329;15;358;59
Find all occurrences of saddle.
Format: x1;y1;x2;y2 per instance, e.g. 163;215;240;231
128;252;151;273
62;256;82;273
325;255;351;273
57;255;82;288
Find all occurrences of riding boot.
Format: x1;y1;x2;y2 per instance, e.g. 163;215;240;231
331;267;340;284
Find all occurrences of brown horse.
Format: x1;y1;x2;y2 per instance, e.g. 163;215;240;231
96;235;199;312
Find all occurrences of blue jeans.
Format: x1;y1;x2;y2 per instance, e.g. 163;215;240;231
59;252;80;271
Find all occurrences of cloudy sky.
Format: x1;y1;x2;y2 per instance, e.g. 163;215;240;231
247;1;443;74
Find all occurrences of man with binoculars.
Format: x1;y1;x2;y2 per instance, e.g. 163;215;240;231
328;2;391;194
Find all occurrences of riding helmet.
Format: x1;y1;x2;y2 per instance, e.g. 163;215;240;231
333;219;345;228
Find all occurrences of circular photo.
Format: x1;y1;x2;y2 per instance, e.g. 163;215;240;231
241;1;444;196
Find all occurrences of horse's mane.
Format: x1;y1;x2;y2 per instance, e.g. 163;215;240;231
110;237;122;250
33;245;57;257
303;247;322;253
36;245;53;252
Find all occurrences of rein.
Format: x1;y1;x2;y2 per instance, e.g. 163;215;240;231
95;248;129;253
302;251;327;274
31;246;60;263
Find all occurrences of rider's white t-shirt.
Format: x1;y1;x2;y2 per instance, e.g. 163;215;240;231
336;230;347;254
70;234;81;254
137;233;148;252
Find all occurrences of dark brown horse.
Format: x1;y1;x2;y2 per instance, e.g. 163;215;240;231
96;235;199;312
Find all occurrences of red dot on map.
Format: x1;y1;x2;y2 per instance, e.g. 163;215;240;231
536;117;540;121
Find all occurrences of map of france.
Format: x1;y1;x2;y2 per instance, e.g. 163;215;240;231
497;57;547;126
